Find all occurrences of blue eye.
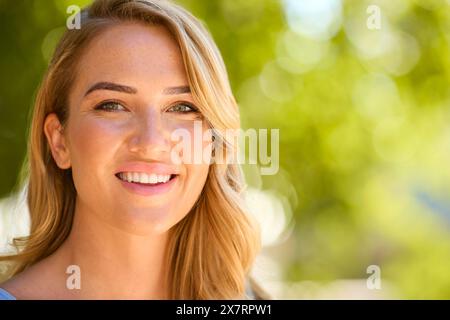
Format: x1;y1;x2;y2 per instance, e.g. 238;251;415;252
167;102;198;113
95;101;126;112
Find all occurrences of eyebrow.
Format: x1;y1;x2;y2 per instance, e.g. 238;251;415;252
85;82;137;96
84;81;191;96
163;85;191;95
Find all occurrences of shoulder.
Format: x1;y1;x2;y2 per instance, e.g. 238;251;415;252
0;256;62;300
0;271;34;300
245;276;271;300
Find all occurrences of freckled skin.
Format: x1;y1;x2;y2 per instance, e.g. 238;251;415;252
61;22;212;234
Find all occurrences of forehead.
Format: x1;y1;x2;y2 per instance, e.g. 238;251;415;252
74;22;188;91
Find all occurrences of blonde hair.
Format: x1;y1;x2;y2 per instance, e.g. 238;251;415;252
0;0;261;299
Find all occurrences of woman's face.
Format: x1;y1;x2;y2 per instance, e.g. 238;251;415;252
45;22;212;235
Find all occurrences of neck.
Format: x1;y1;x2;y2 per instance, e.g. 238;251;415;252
55;199;170;299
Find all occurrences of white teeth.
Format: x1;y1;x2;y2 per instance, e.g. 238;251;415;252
118;172;172;184
139;173;149;184
126;172;133;182
157;175;168;183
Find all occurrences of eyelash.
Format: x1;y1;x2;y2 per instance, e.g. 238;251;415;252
94;100;126;112
166;102;199;113
94;101;199;113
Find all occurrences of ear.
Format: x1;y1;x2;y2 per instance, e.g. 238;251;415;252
43;113;71;169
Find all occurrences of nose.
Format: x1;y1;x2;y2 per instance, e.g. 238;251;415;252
128;108;171;157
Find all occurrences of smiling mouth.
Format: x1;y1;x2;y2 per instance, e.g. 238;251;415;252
115;172;178;186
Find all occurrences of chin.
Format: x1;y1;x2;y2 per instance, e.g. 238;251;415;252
114;207;182;235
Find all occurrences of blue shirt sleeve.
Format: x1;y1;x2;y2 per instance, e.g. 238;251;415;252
0;288;16;300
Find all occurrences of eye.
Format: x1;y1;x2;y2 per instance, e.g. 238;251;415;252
167;102;198;113
94;101;127;112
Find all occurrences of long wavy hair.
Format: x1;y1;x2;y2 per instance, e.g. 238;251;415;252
0;0;261;299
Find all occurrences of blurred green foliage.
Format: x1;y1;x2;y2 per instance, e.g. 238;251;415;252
0;0;449;298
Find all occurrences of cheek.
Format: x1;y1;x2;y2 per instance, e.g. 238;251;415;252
68;117;123;187
169;163;209;225
173;125;212;218
184;163;210;200
171;122;214;165
179;124;212;193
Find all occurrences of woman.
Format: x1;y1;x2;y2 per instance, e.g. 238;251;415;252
0;0;267;299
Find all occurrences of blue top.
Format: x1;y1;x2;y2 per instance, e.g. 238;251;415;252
0;288;16;300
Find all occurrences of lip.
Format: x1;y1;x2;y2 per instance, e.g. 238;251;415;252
115;161;180;176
